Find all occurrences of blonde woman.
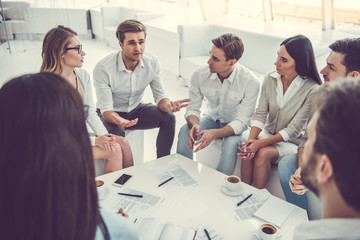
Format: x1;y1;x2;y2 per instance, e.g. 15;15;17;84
41;25;133;173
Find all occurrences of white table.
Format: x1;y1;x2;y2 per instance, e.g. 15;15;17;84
96;154;308;239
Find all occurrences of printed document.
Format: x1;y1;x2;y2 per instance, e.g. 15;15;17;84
152;163;198;188
234;189;271;220
99;188;164;221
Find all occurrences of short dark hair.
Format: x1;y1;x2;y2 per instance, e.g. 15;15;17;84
281;35;322;85
329;38;360;74
0;73;104;239
116;19;147;43
212;33;244;61
314;78;360;212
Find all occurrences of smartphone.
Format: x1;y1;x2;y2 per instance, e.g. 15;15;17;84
112;174;132;187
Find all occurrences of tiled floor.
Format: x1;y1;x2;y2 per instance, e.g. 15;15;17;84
0;38;189;162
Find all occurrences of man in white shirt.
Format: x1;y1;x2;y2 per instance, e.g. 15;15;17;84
176;33;260;175
94;19;189;158
278;38;360;211
293;78;360;239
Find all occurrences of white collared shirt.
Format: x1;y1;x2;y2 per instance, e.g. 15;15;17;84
185;63;260;135
93;51;168;113
252;72;306;141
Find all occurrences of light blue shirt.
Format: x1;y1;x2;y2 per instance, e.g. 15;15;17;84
95;209;139;240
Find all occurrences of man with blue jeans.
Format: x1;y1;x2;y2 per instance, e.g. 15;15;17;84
177;33;259;175
278;38;360;211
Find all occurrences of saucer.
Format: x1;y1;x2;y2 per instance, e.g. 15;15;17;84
252;229;282;240
98;186;110;200
220;184;243;196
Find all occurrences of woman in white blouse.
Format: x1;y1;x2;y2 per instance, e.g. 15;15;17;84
239;35;321;189
40;25;133;173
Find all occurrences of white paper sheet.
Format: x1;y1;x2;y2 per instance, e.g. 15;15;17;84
152;163;198;188
99;188;165;221
233;189;271;221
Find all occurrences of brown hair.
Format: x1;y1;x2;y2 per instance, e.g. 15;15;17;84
40;25;77;74
329;38;360;74
314;78;360;212
0;72;105;239
212;33;244;61
116;19;146;43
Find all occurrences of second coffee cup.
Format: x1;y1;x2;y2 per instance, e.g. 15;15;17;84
225;175;242;192
259;223;281;240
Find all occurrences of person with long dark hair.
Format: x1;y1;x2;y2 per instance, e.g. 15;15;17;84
41;25;134;173
239;35;321;189
0;72;139;240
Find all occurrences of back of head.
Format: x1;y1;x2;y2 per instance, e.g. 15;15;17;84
116;19;146;43
314;77;360;212
212;33;244;61
0;72;99;240
281;35;322;84
329;38;360;74
40;25;77;74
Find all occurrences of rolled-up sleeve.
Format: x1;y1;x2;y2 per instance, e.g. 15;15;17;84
228;78;260;135
150;58;168;105
185;70;204;120
93;64;114;113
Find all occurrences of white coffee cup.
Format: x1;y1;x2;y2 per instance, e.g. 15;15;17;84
258;223;281;240
224;175;242;192
96;180;107;197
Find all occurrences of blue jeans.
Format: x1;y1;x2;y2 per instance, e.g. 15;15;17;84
278;153;308;211
176;115;245;175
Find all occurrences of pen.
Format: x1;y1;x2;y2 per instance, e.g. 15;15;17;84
158;176;174;187
118;193;143;198
237;193;252;206
204;228;211;240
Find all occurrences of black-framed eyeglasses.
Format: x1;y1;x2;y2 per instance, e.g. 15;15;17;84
84;104;89;118
65;45;82;54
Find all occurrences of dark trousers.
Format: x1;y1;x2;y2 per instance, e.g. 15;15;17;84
97;103;175;158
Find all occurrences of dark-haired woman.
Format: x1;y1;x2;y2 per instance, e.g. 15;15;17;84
239;35;321;189
41;25;133;173
0;72;139;240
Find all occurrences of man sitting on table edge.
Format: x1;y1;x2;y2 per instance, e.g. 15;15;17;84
93;19;189;159
293;78;360;239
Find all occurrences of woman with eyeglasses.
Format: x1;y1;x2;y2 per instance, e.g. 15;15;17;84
41;25;134;173
0;72;139;240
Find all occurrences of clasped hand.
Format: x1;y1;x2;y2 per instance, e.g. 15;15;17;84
188;125;216;153
238;139;262;160
289;167;308;195
95;134;120;152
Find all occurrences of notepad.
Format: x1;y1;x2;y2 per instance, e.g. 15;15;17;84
135;218;197;240
254;195;296;228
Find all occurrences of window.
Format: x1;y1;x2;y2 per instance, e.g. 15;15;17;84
227;0;264;19
271;0;322;26
334;0;360;32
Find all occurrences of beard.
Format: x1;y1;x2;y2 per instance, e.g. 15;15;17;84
301;153;320;196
